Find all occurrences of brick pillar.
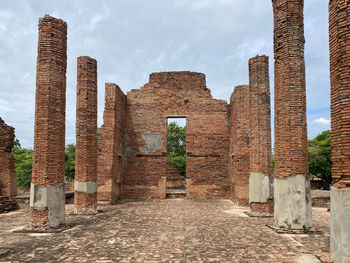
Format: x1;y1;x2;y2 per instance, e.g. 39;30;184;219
0;118;17;197
229;85;250;206
272;0;311;229
329;0;350;261
74;56;98;214
30;15;67;228
97;83;126;204
248;55;273;215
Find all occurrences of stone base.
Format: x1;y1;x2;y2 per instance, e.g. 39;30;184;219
330;187;350;263
30;183;65;227
274;174;312;230
249;172;273;203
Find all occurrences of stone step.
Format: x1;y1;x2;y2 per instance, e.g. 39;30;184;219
166;188;186;199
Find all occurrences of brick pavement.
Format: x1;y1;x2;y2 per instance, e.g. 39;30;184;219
0;200;330;262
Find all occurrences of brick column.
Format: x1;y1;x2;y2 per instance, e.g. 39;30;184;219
248;56;273;215
229;85;250;206
74;56;98;214
0;118;16;197
30;15;67;228
97;83;126;204
272;0;311;229
329;0;350;261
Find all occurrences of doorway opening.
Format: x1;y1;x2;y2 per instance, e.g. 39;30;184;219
166;117;186;198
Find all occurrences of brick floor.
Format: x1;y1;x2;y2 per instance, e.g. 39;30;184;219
0;199;330;262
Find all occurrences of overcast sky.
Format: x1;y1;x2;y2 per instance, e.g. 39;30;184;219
0;0;330;148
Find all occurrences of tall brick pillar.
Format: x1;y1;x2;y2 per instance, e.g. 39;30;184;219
248;56;273;215
229;85;250;206
272;0;311;229
329;0;350;261
30;15;67;228
0;118;17;197
74;57;98;214
97;83;126;204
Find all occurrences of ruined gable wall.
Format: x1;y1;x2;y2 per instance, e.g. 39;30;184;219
0;118;16;197
122;72;230;199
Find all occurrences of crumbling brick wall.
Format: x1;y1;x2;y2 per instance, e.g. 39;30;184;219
97;83;126;204
74;56;98;213
30;15;67;227
329;0;350;187
272;0;308;178
248;55;273;214
229;85;250;205
0;118;16;197
122;72;230;199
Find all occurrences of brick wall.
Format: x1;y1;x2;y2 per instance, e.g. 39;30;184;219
74;56;98;212
31;15;67;227
229;85;250;205
272;0;308;178
97;83;126;204
0;118;16;197
329;0;350;187
122;72;230;199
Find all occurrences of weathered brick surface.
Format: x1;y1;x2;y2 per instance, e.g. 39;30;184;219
31;15;67;226
248;55;273;213
97;83;126;204
272;0;308;178
74;56;97;212
229;85;250;205
249;55;272;178
250;199;274;215
122;72;230;199
329;0;350;187
0;118;16;197
74;192;97;212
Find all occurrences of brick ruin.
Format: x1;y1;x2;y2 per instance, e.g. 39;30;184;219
30;15;67;227
74;56;98;214
229;85;250;206
122;72;231;199
329;0;350;261
27;15;274;227
272;0;311;229
0;118;17;198
97;83;126;204
248;56;273;215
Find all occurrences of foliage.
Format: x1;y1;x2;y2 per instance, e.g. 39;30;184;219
308;130;332;187
65;144;75;180
12;140;33;189
169;152;186;176
167;122;186;176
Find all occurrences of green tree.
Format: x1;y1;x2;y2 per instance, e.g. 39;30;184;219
65;144;75;180
308;130;331;186
167;122;186;176
12;140;33;189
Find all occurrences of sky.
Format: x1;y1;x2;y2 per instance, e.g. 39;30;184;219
0;0;330;148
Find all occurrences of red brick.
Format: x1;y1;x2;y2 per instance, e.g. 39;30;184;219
0;118;16;197
74;56;98;213
272;0;308;178
329;0;350;187
31;15;67;226
97;83;126;204
229;85;250;205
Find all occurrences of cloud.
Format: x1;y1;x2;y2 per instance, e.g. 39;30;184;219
313;117;330;125
0;0;330;147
